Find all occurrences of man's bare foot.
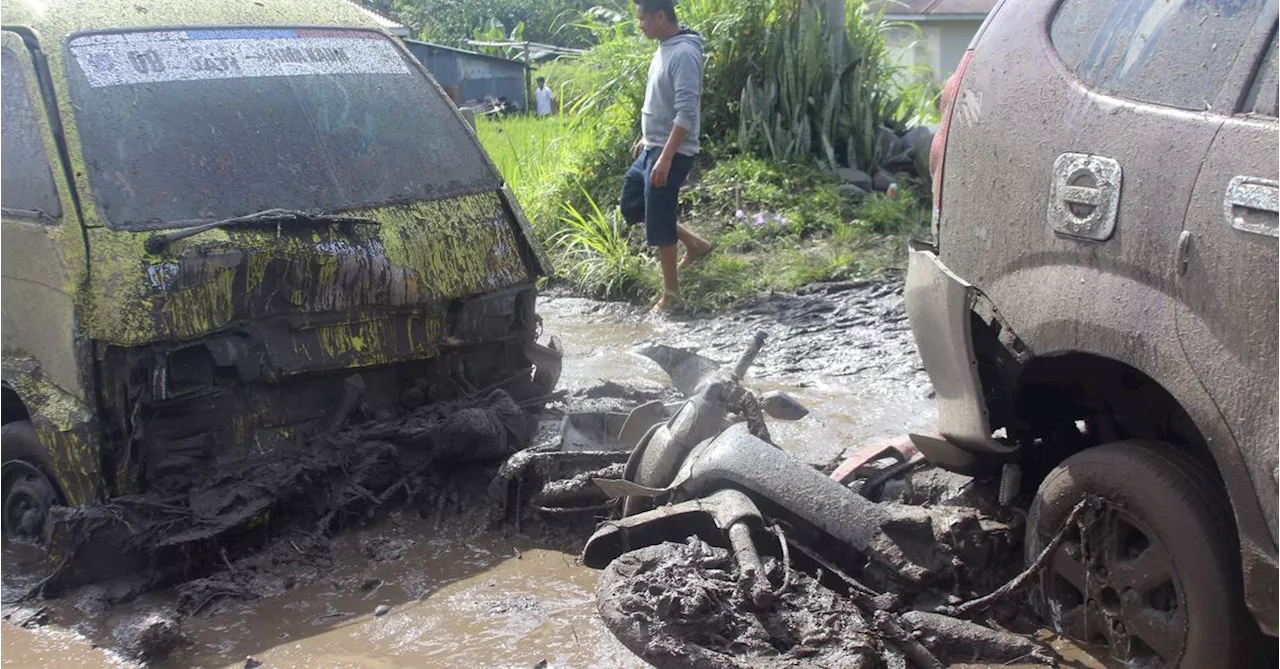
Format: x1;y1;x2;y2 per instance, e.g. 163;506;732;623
680;241;714;269
649;292;682;316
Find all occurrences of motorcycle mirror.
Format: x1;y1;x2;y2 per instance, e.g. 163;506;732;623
761;391;809;421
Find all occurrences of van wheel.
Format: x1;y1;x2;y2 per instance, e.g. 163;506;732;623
1;421;62;542
1026;440;1251;668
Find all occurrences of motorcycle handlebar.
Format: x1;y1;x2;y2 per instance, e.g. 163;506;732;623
730;330;768;381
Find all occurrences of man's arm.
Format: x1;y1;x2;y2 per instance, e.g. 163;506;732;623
649;125;689;188
650;50;702;187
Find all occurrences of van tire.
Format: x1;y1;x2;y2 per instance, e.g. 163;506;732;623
1025;440;1252;668
2;421;63;541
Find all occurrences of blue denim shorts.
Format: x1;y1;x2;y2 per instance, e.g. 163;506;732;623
619;148;694;247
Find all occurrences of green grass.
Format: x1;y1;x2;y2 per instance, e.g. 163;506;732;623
475;115;593;235
477;117;924;311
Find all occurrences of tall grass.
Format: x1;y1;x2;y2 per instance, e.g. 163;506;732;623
551;188;654;299
474;114;603;236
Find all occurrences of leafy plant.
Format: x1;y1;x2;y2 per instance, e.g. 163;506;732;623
550;187;654;299
738;1;920;177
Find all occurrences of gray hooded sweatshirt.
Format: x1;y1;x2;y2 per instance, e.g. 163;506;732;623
641;29;703;157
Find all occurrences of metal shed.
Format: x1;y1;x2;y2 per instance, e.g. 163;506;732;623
402;40;529;110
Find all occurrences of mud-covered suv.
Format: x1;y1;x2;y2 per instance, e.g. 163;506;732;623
1;0;556;538
906;0;1278;665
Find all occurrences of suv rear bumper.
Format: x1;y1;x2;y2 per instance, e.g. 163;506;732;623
904;247;1015;472
907;247;1280;637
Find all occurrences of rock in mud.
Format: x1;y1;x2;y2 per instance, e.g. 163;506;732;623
876;467;994;510
113;610;184;661
596;538;879;669
373;604;391;617
900;611;1044;664
360;536;416;562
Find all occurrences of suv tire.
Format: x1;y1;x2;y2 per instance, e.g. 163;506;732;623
1026;440;1252;668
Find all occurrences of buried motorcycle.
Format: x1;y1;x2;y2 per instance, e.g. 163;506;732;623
575;332;1067;668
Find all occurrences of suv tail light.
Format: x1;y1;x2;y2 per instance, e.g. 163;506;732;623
929;49;974;245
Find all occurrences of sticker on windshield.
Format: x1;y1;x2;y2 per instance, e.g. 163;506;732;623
69;29;411;87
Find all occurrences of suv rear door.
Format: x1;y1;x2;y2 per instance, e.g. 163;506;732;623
1175;19;1279;560
940;0;1249;339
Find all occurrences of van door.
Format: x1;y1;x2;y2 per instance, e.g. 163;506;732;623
1;30;102;504
0;30;89;399
1174;20;1279;598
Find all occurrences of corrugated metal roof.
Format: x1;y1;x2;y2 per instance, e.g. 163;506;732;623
402;39;528;68
868;0;997;18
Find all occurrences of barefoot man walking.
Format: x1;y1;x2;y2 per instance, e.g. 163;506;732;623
621;0;714;314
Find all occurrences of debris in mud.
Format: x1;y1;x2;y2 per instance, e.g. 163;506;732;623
588;453;1079;669
373;604;391;617
2;604;50;629
597;538;880;668
487;401;652;532
596;536;1059;669
30;390;533;600
899;611;1049;665
112;609;184;662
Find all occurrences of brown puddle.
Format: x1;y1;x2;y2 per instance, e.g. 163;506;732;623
158;516;643;668
0;624;132;668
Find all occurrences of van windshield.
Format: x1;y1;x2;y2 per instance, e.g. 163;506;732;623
65;28;501;229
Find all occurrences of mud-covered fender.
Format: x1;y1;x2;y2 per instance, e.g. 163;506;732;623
499;185;554;278
1;357;104;505
986;263;1278;635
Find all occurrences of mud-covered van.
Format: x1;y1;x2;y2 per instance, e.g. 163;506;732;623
0;0;557;540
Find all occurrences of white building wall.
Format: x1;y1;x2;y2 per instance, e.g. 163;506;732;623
884;19;985;81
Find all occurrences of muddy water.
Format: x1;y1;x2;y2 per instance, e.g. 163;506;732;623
2;535;138;667
159;515;644;668
3;281;942;667
542;283;938;468
0;621;133;667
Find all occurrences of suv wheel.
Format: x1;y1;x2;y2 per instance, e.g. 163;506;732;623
1026;440;1252;667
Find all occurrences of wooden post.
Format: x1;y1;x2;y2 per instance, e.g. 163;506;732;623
523;41;532;114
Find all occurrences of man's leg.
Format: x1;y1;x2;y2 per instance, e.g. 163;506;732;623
642;151;682;311
677;225;713;268
656;244;679;310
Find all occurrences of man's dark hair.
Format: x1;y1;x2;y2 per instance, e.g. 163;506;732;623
537;77;546;84
634;0;678;24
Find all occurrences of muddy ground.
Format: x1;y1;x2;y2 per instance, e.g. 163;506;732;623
2;277;1110;668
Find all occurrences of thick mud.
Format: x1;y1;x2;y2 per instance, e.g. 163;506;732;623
543;274;937;470
2;277;1112;668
